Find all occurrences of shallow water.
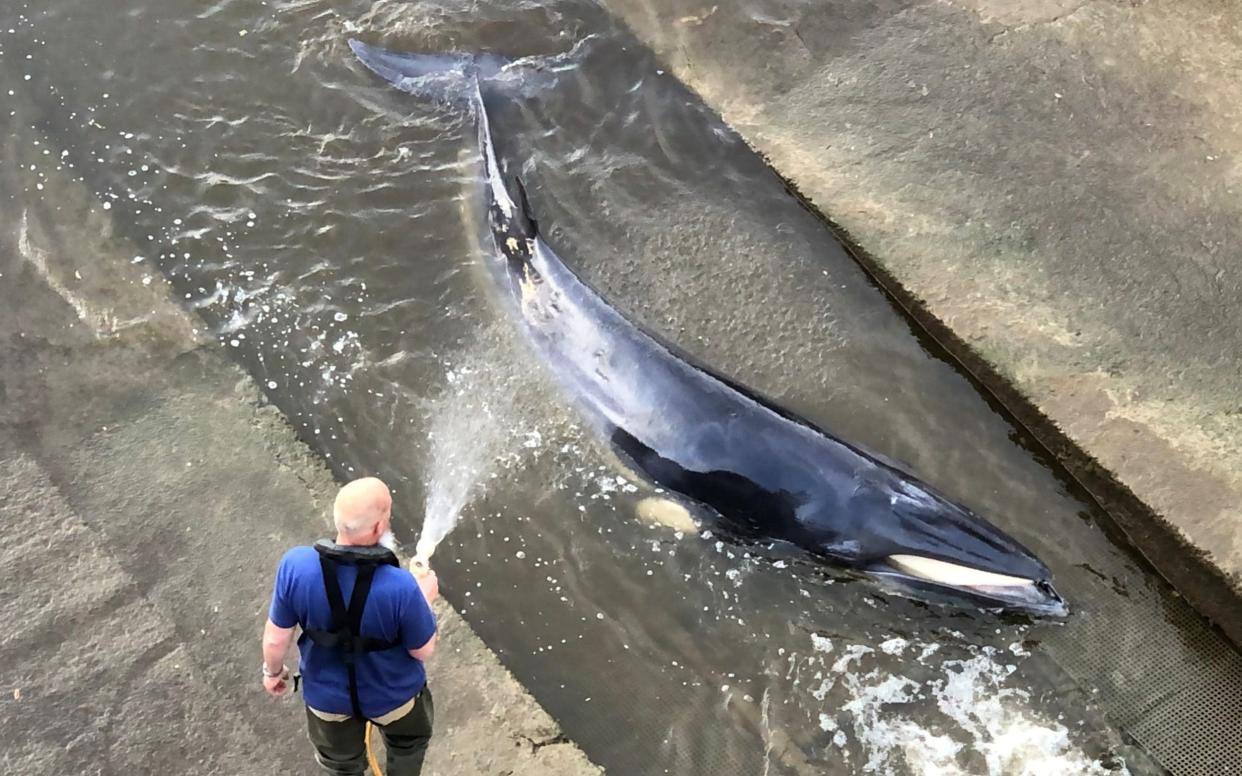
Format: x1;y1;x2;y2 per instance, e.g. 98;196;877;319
3;0;1237;772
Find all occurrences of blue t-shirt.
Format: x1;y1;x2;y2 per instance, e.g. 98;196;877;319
269;546;436;719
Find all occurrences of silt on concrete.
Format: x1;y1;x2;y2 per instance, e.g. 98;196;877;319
602;0;1242;643
0;72;600;776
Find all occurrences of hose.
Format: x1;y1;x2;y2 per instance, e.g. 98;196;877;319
365;721;383;775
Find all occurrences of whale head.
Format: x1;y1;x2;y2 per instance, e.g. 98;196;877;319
805;472;1067;617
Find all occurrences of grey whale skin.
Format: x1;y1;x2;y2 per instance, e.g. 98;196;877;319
350;39;1067;617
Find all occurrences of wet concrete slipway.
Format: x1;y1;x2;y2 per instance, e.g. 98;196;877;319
0;2;1239;776
0;66;600;775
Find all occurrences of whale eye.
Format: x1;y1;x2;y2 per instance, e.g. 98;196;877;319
886;554;1034;588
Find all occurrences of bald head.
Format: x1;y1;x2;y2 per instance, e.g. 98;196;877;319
333;477;392;543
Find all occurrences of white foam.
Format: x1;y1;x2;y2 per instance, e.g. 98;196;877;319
810;634;833;654
809;634;1131;776
933;652;1127;776
879;637;908;656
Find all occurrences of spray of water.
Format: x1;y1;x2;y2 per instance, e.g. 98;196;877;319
413;339;544;565
416;365;498;562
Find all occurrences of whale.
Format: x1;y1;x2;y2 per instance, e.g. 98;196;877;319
350;39;1067;617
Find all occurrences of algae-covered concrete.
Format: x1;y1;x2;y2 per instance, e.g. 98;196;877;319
0;78;599;775
604;0;1242;641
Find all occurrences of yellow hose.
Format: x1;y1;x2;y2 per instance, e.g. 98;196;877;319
365;721;383;775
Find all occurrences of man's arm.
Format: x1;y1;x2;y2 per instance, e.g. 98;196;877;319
406;568;439;661
263;618;295;673
263;553;299;697
409;633;437;661
262;618;296;696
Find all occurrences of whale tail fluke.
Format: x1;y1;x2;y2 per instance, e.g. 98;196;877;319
348;39;498;104
348;38;571;105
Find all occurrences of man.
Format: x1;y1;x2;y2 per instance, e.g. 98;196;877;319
262;477;440;775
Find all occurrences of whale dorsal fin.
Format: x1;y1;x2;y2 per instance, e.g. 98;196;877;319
513;176;540;238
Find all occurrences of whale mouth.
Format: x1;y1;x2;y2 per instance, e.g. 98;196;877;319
886;554;1035;587
880;554;1067;616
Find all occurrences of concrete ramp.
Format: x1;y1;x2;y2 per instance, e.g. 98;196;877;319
0;83;599;774
0;450;287;774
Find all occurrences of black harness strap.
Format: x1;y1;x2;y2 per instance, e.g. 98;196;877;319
304;541;401;720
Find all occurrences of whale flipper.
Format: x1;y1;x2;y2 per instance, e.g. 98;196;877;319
636;497;699;535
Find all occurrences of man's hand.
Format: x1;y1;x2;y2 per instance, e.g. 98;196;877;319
414;568;439;605
263;666;290;697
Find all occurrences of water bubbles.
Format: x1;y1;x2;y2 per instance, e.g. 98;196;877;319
333;312;348;322
331;333;354;353
267;380;278;390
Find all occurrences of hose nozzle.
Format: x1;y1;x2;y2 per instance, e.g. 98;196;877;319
410;552;432;578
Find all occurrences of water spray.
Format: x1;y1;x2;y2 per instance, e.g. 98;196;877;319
410;357;514;578
405;325;539;579
409;493;461;577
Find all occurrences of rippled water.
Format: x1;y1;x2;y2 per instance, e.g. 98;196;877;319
4;0;1235;772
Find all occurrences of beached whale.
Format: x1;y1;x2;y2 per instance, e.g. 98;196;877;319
350;39;1067;616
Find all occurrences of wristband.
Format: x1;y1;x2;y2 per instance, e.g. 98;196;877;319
261;663;287;679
